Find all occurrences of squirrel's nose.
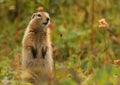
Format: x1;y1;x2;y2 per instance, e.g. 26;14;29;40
46;18;50;22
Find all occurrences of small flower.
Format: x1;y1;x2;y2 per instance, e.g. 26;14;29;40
48;23;53;29
37;6;44;12
98;18;109;29
114;59;120;66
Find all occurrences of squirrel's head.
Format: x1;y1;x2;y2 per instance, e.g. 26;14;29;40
29;12;50;31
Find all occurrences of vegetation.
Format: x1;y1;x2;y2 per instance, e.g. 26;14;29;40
0;0;120;85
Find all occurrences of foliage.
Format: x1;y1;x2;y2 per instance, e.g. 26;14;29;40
0;0;120;85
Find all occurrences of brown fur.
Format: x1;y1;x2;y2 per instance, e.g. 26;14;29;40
21;12;53;85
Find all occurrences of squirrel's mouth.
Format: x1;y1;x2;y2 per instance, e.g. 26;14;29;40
43;18;50;26
43;21;50;26
43;21;48;25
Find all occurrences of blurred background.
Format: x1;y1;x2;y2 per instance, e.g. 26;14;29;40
0;0;120;85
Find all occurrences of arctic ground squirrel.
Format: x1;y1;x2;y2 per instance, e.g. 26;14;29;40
22;12;53;85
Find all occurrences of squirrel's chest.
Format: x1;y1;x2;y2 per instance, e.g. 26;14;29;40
35;36;47;49
34;36;48;59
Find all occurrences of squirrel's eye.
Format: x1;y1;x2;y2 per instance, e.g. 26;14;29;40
38;14;41;17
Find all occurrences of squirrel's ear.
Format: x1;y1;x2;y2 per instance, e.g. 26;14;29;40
31;13;36;19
